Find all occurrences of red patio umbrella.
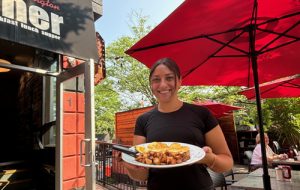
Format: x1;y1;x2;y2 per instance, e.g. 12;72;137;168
126;0;300;87
194;100;242;118
240;74;300;99
126;1;300;189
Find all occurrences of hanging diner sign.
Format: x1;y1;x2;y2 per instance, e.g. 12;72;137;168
0;0;98;61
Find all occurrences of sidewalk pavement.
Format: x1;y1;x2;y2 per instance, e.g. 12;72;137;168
96;184;110;190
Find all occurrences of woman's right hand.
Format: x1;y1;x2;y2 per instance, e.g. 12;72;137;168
116;151;148;181
122;161;148;171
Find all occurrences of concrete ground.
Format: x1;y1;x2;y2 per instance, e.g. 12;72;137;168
96;184;112;190
216;164;249;190
96;185;107;190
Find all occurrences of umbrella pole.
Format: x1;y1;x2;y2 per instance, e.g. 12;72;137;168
252;57;271;190
249;24;271;190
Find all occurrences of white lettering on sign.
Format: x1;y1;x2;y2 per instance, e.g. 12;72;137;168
21;23;39;33
0;16;18;26
1;0;64;36
2;0;27;23
41;30;60;40
51;13;63;35
29;5;49;31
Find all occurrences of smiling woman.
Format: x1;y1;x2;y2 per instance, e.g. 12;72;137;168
118;58;233;190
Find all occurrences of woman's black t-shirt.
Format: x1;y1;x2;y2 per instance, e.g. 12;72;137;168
134;102;218;190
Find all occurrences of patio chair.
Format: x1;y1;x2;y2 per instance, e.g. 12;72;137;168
244;150;262;172
207;168;228;190
223;168;248;186
244;150;253;172
273;141;289;154
224;169;239;180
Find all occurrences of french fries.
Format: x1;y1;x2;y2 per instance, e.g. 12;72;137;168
135;142;190;165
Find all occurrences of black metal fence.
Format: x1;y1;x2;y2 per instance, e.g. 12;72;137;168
95;141;147;190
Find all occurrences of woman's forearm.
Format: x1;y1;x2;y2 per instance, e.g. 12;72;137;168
208;153;233;173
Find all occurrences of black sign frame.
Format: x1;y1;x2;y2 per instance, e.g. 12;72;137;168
0;0;98;61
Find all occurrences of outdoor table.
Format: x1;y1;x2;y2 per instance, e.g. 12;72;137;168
231;168;300;190
249;168;300;177
272;159;300;171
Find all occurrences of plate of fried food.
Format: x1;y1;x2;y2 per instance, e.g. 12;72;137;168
120;142;205;168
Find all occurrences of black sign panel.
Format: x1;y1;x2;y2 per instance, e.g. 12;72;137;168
0;0;98;61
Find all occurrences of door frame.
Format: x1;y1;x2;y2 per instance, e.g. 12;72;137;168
56;59;96;190
0;58;97;189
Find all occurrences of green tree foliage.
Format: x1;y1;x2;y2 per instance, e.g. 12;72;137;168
94;78;121;138
179;86;245;104
99;11;253;137
94;11;156;137
96;11;299;148
242;98;300;147
179;86;253;128
105;11;156;108
265;98;300;147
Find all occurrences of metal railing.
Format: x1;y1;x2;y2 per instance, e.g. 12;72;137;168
95;141;146;190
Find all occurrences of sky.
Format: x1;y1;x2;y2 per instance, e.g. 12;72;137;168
95;0;184;45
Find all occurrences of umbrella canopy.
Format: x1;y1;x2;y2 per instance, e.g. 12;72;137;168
126;0;300;87
194;100;242;118
126;1;300;189
240;74;300;99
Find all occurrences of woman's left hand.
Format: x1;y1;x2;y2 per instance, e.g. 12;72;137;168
197;146;216;168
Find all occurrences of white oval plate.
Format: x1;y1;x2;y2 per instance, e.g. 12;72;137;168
122;142;205;168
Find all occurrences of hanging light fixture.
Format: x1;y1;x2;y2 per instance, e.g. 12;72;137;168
0;58;11;72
